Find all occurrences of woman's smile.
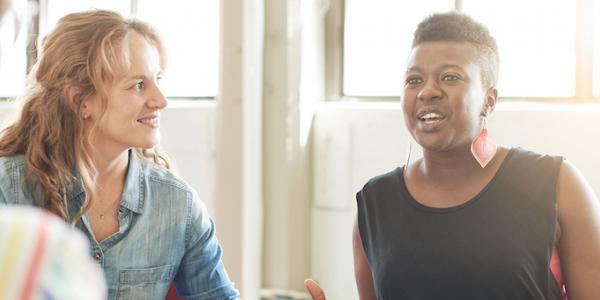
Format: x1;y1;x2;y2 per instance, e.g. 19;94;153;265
137;114;160;129
416;107;447;133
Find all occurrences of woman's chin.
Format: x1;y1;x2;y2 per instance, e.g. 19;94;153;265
414;136;449;152
134;138;160;150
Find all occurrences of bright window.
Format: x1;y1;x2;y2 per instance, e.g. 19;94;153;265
2;0;219;99
0;0;28;97
45;0;131;35
462;0;576;98
343;0;454;97
342;0;596;100
594;0;600;97
136;0;219;97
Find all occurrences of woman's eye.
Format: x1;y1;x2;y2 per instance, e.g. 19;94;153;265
405;77;423;86
133;81;144;90
442;74;460;81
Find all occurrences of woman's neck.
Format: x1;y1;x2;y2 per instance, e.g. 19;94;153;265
417;143;497;183
89;148;130;186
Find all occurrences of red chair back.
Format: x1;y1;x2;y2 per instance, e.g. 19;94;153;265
550;247;568;300
166;283;184;300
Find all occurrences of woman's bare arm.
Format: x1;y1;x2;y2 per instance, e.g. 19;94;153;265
556;160;600;299
353;217;377;300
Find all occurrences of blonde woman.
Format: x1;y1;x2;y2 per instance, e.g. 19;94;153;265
0;10;239;299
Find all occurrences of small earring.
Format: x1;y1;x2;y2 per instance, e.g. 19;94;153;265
471;116;497;168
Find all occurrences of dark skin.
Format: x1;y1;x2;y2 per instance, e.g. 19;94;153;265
306;41;600;299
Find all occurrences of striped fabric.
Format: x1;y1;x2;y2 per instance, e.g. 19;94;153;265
0;205;106;300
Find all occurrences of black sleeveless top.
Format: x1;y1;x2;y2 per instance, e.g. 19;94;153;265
357;148;564;300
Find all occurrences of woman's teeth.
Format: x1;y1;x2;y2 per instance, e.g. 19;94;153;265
419;113;443;121
138;118;159;127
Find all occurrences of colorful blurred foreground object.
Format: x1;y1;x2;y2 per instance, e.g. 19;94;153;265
0;205;106;300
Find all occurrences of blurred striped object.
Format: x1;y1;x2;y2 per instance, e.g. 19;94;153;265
0;205;106;300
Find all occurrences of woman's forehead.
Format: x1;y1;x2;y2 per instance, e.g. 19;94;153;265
407;41;479;67
112;34;163;79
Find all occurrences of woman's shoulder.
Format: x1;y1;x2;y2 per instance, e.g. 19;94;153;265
505;147;564;172
0;154;25;180
361;166;404;193
138;158;195;195
509;147;563;162
0;154;26;203
0;153;25;168
497;147;565;198
139;161;213;235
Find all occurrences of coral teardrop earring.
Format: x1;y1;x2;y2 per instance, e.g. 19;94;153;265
471;118;497;168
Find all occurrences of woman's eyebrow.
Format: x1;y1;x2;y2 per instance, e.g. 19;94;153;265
125;75;147;81
439;64;465;71
405;66;424;74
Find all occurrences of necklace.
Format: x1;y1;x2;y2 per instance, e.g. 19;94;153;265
88;175;126;221
90;196;121;220
92;209;114;220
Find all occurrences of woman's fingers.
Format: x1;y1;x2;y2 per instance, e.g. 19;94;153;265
304;278;326;300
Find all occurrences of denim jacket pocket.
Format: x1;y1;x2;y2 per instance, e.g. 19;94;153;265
117;264;174;300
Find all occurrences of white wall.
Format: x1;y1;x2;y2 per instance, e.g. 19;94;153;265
0;102;18;129
159;102;216;213
310;101;600;300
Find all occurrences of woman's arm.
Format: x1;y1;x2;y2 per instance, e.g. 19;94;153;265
556;160;600;299
174;191;240;300
305;217;378;300
353;217;377;300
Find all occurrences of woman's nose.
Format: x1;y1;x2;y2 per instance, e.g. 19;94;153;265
417;80;442;102
148;84;168;109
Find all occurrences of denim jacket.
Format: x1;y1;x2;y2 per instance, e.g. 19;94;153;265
0;151;240;300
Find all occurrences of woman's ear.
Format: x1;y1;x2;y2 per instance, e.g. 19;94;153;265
483;87;498;116
64;84;82;111
64;84;93;119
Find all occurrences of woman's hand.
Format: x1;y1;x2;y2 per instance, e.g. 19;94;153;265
304;279;326;300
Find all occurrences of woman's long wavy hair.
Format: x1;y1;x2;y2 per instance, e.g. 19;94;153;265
0;10;170;223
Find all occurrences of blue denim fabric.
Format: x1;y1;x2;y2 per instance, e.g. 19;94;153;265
0;151;240;300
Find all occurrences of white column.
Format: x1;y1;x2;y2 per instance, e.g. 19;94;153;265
215;0;264;299
262;0;324;292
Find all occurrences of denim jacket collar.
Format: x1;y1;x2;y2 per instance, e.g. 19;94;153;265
67;150;145;214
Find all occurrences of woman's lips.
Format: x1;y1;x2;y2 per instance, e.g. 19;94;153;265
415;109;446;133
416;115;446;132
137;116;159;128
